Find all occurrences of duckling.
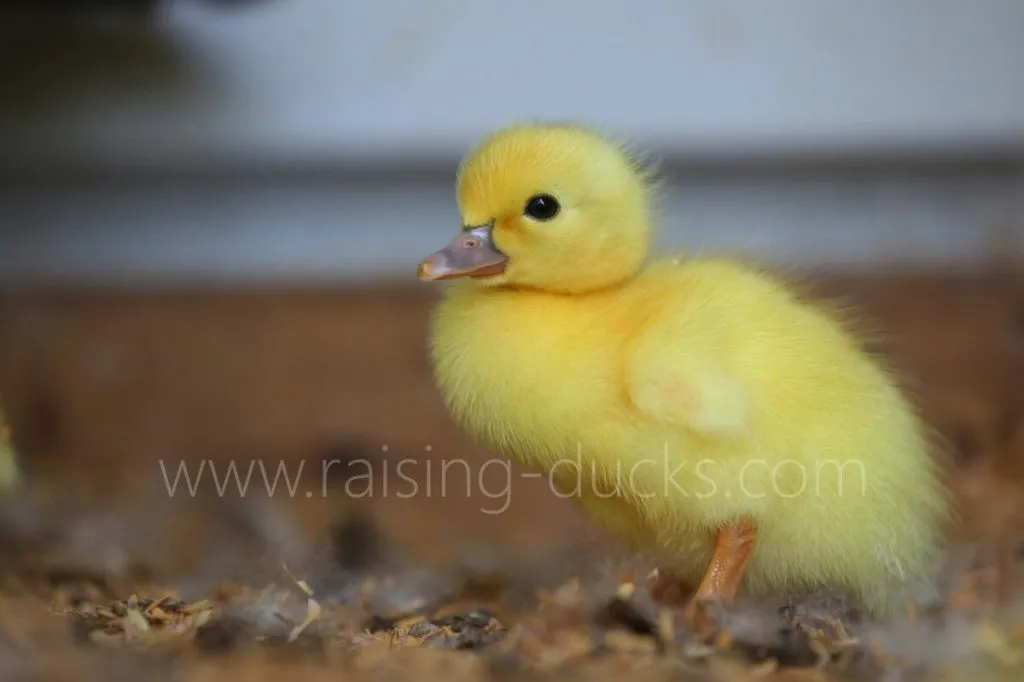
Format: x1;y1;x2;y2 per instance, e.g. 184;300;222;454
417;123;951;618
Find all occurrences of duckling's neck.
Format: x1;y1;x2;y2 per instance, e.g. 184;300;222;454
436;271;649;347
488;265;649;299
491;281;628;299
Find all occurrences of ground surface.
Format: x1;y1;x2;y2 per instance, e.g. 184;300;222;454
0;268;1022;681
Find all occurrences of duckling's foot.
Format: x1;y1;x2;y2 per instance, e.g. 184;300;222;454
684;519;757;621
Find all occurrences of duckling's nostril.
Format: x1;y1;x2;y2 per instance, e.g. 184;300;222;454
464;238;478;248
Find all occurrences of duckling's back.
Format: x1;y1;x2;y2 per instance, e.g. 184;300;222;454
621;257;951;613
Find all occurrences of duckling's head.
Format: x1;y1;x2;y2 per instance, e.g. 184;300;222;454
417;123;656;294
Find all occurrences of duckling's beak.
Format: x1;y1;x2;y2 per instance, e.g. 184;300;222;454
417;224;508;281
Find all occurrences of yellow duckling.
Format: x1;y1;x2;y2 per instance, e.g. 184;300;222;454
417;123;951;618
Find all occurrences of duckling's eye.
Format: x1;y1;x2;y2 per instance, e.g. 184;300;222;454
524;194;560;221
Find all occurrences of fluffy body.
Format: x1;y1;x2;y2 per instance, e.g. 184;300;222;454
426;124;951;615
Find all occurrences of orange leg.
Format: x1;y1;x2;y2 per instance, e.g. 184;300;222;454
684;519;757;621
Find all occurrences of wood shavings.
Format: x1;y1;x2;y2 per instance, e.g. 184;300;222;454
10;541;1022;682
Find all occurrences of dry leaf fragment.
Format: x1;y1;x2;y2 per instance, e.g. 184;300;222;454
194;610;213;628
182;600;215;614
281;563;314;597
122;608;150;642
288;597;323;643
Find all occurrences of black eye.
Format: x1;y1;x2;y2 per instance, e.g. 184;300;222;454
524;194;560;221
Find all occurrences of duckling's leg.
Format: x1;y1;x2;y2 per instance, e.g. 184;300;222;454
684;519;757;619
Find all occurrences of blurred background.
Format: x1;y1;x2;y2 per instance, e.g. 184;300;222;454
0;0;1021;619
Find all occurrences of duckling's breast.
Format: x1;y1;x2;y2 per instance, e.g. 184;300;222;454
428;286;631;473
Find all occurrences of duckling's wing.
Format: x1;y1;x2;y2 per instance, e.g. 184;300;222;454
624;312;750;438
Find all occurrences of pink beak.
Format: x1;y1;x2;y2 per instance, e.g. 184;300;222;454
417;224;508;281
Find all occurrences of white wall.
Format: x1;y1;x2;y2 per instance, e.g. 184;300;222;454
0;0;1022;285
3;0;1024;168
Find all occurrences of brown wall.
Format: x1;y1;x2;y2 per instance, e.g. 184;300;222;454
0;272;1021;583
